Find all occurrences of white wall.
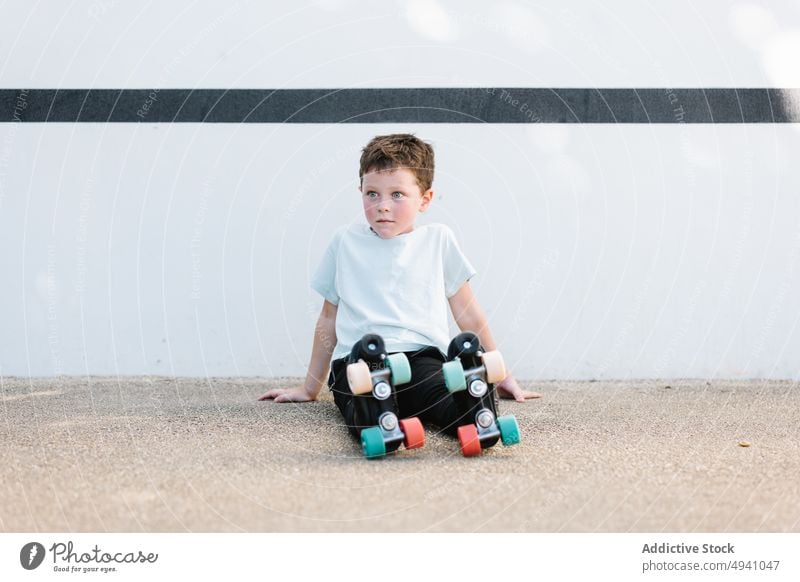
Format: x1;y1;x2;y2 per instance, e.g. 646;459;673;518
2;1;799;379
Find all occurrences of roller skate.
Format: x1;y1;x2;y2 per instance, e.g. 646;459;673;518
442;332;521;456
346;334;425;459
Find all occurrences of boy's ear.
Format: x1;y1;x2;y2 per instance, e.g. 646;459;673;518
419;188;434;212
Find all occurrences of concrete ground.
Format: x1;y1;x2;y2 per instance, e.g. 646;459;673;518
1;377;798;532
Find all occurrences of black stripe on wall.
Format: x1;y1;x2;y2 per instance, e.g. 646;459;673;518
2;88;798;123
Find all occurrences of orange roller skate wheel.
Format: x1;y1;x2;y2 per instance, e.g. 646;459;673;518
399;417;425;450
457;424;482;456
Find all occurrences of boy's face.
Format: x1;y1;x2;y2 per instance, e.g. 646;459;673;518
360;167;433;239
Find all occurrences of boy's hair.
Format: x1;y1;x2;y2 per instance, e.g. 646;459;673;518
359;133;435;191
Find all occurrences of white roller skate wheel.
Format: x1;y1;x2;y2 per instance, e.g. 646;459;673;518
477;409;495;429
468;379;488;398
347;360;373;395
373;381;392;400
379;412;398;432
481;350;507;384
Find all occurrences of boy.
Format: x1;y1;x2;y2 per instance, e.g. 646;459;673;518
258;133;540;438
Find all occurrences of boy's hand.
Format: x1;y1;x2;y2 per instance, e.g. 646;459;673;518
257;386;317;403
496;373;542;402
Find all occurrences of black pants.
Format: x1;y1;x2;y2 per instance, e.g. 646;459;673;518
328;346;474;438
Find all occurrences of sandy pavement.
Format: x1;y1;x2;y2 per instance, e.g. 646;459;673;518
1;377;798;532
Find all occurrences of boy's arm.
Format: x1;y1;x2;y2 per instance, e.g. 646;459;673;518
448;282;541;401
257;300;338;402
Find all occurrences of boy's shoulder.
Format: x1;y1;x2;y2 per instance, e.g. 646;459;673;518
328;223;368;243
419;223;458;242
422;223;455;235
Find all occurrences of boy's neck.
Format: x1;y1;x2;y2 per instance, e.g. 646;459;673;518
370;225;415;238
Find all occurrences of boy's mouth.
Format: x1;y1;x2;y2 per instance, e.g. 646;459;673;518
376;219;393;223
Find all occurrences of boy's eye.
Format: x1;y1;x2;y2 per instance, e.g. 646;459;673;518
366;191;378;199
391;191;404;199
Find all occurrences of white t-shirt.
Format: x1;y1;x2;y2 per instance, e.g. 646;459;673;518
311;223;477;359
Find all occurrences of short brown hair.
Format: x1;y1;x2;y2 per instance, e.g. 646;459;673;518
359;133;435;191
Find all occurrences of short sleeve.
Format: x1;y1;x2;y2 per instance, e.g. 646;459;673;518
310;227;344;305
441;226;477;297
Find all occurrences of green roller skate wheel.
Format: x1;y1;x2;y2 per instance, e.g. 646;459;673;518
442;360;466;393
497;415;521;446
386;353;411;385
360;426;387;458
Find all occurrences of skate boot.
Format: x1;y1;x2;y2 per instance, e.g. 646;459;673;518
346;333;425;458
442;331;521;456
